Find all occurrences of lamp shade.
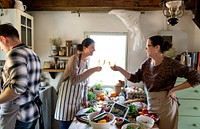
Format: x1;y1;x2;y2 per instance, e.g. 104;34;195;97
166;0;183;8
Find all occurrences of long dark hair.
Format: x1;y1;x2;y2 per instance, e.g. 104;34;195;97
149;35;172;53
77;38;95;52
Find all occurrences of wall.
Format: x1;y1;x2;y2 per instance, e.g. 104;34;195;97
30;10;200;88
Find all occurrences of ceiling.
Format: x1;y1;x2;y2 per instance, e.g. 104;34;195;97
20;0;196;12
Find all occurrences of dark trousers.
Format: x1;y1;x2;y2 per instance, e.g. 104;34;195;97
60;120;73;129
15;119;38;129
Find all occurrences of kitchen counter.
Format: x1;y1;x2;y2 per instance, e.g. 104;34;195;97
69;117;159;129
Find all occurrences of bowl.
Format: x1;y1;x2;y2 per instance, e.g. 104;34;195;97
136;115;154;129
121;123;141;129
88;112;115;129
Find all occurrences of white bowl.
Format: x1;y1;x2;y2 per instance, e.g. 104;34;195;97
121;123;141;129
88;112;115;129
136;115;154;129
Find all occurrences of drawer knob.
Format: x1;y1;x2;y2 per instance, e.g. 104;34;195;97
194;90;199;93
192;123;197;127
193;107;198;110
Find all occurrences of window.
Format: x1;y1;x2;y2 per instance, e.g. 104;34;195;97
84;32;128;86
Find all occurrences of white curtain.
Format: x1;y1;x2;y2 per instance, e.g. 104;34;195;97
109;9;145;51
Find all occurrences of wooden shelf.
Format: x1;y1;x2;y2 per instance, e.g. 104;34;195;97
42;69;65;72
42;69;65;79
49;55;70;58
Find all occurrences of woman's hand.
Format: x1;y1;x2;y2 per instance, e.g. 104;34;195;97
167;88;177;101
110;65;119;71
95;66;102;72
82;98;88;108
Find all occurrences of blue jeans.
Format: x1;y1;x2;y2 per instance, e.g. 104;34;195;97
15;119;38;129
60;120;73;129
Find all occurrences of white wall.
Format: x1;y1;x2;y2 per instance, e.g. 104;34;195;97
30;10;200;88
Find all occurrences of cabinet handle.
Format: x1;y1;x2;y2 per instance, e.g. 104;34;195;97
193;107;198;110
194;90;199;93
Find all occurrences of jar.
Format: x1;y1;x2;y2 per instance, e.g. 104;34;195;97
43;61;51;69
59;47;66;56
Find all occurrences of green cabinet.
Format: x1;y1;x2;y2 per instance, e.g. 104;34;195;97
176;78;200;129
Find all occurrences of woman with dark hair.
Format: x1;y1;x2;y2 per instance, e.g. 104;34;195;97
111;35;200;129
54;38;102;129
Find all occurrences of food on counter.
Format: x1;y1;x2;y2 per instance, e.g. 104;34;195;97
85;106;98;113
97;119;107;123
110;92;117;97
92;112;108;122
88;112;115;129
125;86;146;100
115;117;124;125
88;100;97;107
100;93;105;100
136;115;154;129
88;91;97;101
121;123;141;129
127;125;141;129
126;104;139;117
139;108;159;122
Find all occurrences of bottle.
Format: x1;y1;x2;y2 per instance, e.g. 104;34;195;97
185;51;191;67
119;92;125;104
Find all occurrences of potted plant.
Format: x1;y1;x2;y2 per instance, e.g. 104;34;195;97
93;80;104;97
49;37;62;50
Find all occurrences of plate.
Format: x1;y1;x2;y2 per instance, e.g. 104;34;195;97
121;123;141;129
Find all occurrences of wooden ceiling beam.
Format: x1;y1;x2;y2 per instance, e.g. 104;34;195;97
21;0;195;12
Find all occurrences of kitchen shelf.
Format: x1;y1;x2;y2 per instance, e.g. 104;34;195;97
42;69;65;79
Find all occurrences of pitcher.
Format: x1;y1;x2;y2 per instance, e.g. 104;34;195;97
14;0;27;11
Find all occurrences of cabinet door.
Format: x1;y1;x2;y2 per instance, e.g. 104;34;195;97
20;12;34;50
178;116;200;129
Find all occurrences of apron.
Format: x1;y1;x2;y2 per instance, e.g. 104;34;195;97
146;91;178;129
0;101;20;129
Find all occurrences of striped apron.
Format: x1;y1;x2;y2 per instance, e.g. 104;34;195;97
54;78;84;121
146;91;178;129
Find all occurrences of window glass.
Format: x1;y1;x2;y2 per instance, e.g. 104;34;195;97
84;32;128;86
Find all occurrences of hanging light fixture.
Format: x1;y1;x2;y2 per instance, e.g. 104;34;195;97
161;0;185;26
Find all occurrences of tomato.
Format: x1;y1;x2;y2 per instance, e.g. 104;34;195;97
142;108;148;114
115;117;123;122
105;116;110;122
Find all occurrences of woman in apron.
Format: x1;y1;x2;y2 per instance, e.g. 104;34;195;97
54;38;102;129
111;35;200;129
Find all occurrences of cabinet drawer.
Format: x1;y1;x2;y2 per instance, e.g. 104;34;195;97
176;86;200;99
178;116;200;129
179;99;200;116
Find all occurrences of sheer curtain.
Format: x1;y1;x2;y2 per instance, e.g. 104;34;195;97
109;9;145;50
